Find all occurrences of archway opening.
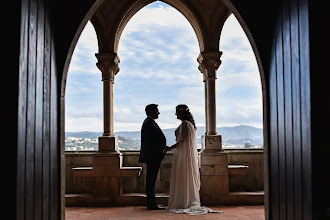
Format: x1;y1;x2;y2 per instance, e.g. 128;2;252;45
115;1;202;148
218;14;263;150
217;13;265;195
65;21;101;151
63;1;203;152
61;0;268;217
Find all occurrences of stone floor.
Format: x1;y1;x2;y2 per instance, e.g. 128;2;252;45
65;205;265;220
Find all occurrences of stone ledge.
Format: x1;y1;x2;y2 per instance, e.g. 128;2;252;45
72;167;93;177
72;166;142;177
228;164;249;176
229;191;264;196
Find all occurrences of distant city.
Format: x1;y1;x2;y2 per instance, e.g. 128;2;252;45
65;125;263;151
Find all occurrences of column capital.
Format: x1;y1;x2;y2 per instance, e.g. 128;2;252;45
197;51;222;80
95;53;120;82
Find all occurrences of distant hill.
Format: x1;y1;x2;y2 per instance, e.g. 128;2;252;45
66;131;102;139
66;125;263;149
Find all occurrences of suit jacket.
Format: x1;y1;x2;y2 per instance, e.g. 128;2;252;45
139;117;166;163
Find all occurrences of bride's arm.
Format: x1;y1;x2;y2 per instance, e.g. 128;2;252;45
169;142;178;150
162;141;181;153
162;143;177;153
162;121;189;153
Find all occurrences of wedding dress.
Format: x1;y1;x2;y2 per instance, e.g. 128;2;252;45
168;120;223;215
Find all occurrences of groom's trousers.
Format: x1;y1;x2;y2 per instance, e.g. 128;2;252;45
146;160;161;205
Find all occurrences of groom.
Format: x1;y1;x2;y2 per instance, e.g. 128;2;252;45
139;104;166;210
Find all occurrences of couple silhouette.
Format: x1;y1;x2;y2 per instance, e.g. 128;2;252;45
139;104;222;215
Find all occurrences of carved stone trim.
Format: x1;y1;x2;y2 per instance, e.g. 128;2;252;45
197;51;222;80
95;53;120;82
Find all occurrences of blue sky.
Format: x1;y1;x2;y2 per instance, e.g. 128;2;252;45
65;2;262;132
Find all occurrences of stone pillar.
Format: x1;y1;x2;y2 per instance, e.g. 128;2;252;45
96;53;120;153
203;78;209;135
198;51;222;136
72;53;141;201
198;51;229;200
198;51;223;151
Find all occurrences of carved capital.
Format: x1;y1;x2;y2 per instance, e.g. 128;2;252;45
197;51;222;80
95;53;120;82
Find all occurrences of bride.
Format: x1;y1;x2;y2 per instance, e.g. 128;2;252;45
163;104;223;215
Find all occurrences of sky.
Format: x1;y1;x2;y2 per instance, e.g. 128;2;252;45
65;2;262;132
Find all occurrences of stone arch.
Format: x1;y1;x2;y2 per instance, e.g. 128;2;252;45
59;0;270;213
222;0;266;86
91;0;206;53
219;0;270;216
220;0;268;148
60;0;104;98
217;2;267;137
114;0;205;52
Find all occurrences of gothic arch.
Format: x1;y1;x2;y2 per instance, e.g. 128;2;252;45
60;0;103;98
222;0;266;88
219;0;267;138
218;2;269;215
90;0;235;54
60;0;270;216
91;0;205;53
115;0;204;53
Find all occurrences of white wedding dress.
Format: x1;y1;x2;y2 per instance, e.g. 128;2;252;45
168;120;223;215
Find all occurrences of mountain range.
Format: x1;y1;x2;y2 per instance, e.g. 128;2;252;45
66;125;263;149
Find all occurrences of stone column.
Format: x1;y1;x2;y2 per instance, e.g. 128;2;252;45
71;53;142;201
198;51;222;135
198;51;229;199
198;51;223;150
203;77;209;135
96;53;120;153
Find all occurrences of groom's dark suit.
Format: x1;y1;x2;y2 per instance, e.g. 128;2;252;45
139;116;166;207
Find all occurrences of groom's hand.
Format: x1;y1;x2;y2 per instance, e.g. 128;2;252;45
162;146;170;154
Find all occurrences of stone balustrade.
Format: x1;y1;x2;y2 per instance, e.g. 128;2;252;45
66;150;264;196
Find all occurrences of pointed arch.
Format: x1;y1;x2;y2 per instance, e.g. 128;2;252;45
218;1;270;217
90;0;206;53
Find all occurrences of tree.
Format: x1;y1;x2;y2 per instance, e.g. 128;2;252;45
244;142;252;148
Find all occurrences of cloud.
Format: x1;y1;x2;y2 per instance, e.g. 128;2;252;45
219;15;259;76
121;4;195;34
214;14;263;129
67;22;99;75
65;3;263;132
217;73;261;95
217;98;263;128
65;116;103;132
220;15;250;48
118;3;199;77
74;21;98;52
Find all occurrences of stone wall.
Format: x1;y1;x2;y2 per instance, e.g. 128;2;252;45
227;150;264;192
65;150;264;194
66;152;94;193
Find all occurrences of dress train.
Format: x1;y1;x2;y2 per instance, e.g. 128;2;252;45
168;120;223;215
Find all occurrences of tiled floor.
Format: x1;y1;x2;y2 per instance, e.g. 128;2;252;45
65;206;265;220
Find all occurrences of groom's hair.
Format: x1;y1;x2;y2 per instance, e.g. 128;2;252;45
145;104;158;116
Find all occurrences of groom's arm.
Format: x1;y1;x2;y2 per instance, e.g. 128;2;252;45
142;120;158;151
